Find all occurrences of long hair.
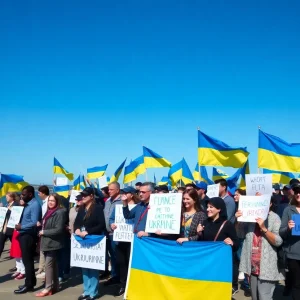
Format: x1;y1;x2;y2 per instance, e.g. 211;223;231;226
182;188;201;212
6;192;20;204
84;195;96;220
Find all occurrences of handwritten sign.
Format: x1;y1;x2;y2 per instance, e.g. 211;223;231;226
98;176;108;188
246;174;272;196
7;206;24;228
0;207;8;231
70;235;106;270
292;214;300;236
113;204;136;242
56;177;68;186
145;193;182;234
206;184;220;198
237;195;271;222
70;190;81;204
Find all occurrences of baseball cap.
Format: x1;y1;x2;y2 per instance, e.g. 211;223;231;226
195;181;208;191
289;179;299;186
75;194;83;201
123;186;137;194
81;187;95;197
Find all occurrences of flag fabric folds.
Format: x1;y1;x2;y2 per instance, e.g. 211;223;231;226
143;146;171;168
258;130;300;172
53;157;74;181
168;158;194;186
263;168;294;185
54;185;69;198
0;174;29;198
109;159;127;183
73;175;86;191
87;165;108;179
123;156;146;184
200;166;214;185
212;168;229;181
125;236;232;300
193;163;201;181
157;176;169;186
198;131;249;168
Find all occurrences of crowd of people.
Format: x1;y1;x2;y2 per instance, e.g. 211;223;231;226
0;177;299;300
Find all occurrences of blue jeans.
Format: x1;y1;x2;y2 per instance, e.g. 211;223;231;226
107;235;119;279
82;268;100;297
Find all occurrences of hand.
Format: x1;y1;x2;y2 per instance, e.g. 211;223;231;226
176;238;188;244
255;218;266;231
75;229;81;236
197;224;205;234
155;230;162;235
81;231;88;238
37;221;41;227
224;238;233;246
111;223;117;230
137;231;148;238
288;220;295;230
235;210;243;218
38;230;44;237
255;192;262;196
15;224;21;231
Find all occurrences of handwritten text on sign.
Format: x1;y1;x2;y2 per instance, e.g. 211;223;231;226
238;195;271;222
145;193;182;234
206;184;220;198
0;207;8;231
246;174;272;196
70;235;106;270
7;206;24;228
113;204;136;242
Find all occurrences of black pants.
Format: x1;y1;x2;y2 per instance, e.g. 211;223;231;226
287;259;300;300
232;252;239;290
0;232;12;257
116;242;131;288
19;233;37;288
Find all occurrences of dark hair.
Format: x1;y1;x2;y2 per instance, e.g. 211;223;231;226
135;182;142;187
235;189;246;196
22;185;35;196
131;193;141;204
6;192;20;203
141;182;155;192
214;179;228;191
101;187;109;196
38;185;50;196
178;187;186;193
48;193;63;208
185;183;196;189
84;194;96;220
182;189;201;212
270;196;278;213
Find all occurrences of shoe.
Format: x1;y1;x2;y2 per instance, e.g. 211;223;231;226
15;274;26;280
115;287;125;297
9;267;17;272
36;272;46;279
86;297;97;300
99;271;110;280
78;295;89;300
35;289;53;297
14;286;34;294
11;272;20;278
244;288;251;297
104;277;120;286
232;288;239;296
18;285;26;289
238;272;245;280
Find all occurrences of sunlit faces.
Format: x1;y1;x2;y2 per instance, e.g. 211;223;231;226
139;188;151;202
206;203;221;219
183;194;196;210
108;184;119;198
82;194;93;204
219;184;226;196
48;196;58;209
234;191;240;202
6;193;14;203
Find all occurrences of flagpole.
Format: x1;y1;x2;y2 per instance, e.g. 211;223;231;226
197;127;201;182
258;125;261;174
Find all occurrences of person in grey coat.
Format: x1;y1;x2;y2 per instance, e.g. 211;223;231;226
237;196;284;300
36;193;66;297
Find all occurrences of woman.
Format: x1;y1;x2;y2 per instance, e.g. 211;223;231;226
74;187;106;300
35;193;66;297
176;189;206;244
69;194;84;234
280;182;300;300
237;196;284;300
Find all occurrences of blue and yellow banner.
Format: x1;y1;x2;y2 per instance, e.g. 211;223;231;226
0;174;29;198
126;237;232;300
54;185;69;198
87;165;108;179
263;168;294;185
123;156;146;184
53;157;74;181
143;146;171;168
157;176;169;186
73;175;86;191
212;168;229;181
109;158;127;183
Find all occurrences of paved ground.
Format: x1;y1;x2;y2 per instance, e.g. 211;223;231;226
0;244;292;300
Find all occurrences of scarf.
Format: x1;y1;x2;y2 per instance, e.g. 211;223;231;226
42;207;59;229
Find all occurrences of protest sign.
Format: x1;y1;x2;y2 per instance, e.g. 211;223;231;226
98;176;108;188
145;193;182;234
206;184;220;198
7;206;24;228
113;204;136;242
56;177;68;186
246;174;272;196
292;214;300;236
237;195;271;222
0;207;8;231
69;190;81;204
70;235;106;270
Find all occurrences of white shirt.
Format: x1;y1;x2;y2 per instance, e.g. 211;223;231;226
42;196;49;218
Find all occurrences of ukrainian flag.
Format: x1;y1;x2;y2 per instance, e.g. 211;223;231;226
87;165;108;179
212;168;229;181
168;160;182;186
157;176;169;186
181;158;194;185
109;159;127;183
263;168;294;185
143;146;171;168
200;166;214;185
73;175;86;191
124;161;137;184
239;161;250;190
0;174;29;198
126;236;232;300
198;131;249;168
193;163;201;181
258;130;300;172
53;157;74;181
54;185;69;198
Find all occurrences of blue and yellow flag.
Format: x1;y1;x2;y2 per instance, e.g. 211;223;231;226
73;175;86;191
54;185;69;198
157;176;169;186
263;168;294;185
239;160;250;190
143;146;171;168
0;174;29;198
212;168;229;181
109;159;127;183
168;160;182;186
198;131;249;168
258;130;300;173
181;158;194;185
53;157;74;181
200;166;214;185
193;163;201;181
126;237;232;300
123;156;146;184
87;165;108;179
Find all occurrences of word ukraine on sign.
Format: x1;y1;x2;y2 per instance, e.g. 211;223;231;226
145;193;182;234
7;206;24;228
113;204;136;242
245;174;272;196
207;184;220;198
71;235;106;270
238;195;271;222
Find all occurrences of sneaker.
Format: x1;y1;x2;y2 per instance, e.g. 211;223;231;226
114;287;125;297
36;272;46;279
244;288;251;297
238;272;245;280
104;277;120;286
11;272;20;278
15;273;25;280
232;288;239;296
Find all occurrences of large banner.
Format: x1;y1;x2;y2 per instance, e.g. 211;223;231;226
70;235;106;270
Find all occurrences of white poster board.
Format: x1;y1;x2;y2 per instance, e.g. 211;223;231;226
70;190;81;204
70;235;106;270
246;174;272;196
206;184;220;198
98;176;108;188
145;193;182;234
7;206;24;228
237;195;271;222
56;177;68;186
113;204;136;242
0;207;8;231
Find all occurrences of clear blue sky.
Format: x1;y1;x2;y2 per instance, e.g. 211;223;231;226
1;1;300;184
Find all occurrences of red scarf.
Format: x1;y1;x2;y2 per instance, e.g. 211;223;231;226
42;207;59;229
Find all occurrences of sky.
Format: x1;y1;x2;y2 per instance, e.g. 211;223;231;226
1;1;300;185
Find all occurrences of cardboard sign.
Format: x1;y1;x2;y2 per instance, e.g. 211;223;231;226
113;204;136;242
56;177;68;186
206;184;220;198
246;174;272;196
237;195;271;222
292;214;300;236
145;193;182;234
70;190;81;204
98;176;108;188
0;207;8;231
70;235;106;270
7;206;24;228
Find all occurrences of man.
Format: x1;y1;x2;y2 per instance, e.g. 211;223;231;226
214;179;235;223
135;182;142;193
195;181;209;211
35;185;50;279
184;183;197;191
103;182;122;286
156;185;169;193
14;186;42;294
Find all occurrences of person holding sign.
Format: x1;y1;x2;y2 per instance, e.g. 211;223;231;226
280;182;300;300
74;187;106;300
176;189;206;244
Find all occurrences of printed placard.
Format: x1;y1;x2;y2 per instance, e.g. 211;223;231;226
56;177;68;186
70;235;106;270
7;206;24;228
292;214;300;236
237;195;271;222
206;184;220;198
98;176;108;188
113;204;136;242
145;193;182;234
246;174;272;196
70;190;81;204
0;207;8;231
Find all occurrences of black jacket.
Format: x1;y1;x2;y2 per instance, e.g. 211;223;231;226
41;208;66;252
74;204;106;235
